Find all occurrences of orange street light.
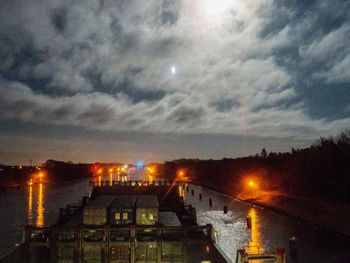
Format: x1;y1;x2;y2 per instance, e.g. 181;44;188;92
248;180;256;199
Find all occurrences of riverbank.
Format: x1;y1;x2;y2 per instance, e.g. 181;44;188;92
185;180;350;239
247;193;350;238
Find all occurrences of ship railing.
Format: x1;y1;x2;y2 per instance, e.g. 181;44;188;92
24;225;51;244
19;223;232;262
56;229;77;242
89;179;171;187
24;224;213;242
235;248;286;263
109;228;130;242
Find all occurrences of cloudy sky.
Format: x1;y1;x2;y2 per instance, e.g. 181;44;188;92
0;0;350;165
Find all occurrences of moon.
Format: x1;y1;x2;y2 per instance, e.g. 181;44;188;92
205;0;234;16
171;66;176;74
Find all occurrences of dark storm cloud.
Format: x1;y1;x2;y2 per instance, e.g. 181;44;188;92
211;99;240;113
0;0;349;145
51;6;68;33
169;105;205;124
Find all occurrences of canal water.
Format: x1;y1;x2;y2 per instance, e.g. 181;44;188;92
181;183;350;263
1;178;350;262
0;179;91;256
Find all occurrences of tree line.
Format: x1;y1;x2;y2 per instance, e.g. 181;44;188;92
158;129;350;204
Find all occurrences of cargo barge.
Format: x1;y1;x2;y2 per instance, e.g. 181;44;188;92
0;180;232;263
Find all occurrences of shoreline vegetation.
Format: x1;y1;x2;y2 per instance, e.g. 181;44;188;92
1;129;349;237
0;160;92;188
158;129;350;237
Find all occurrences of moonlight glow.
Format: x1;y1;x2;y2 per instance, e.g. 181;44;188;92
171;66;176;74
205;0;234;16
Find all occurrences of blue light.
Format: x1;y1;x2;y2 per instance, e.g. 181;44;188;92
137;161;143;168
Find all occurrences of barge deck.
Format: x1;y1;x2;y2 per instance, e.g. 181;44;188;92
0;180;232;263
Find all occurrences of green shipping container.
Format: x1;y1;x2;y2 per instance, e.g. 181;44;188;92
83;195;116;225
135;242;157;263
110;245;130;262
136;196;159;225
161;241;183;262
56;246;76;263
83;245;102;263
109;195;137;226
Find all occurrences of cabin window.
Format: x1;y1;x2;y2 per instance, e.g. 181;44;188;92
123;212;128;220
115;213;120;220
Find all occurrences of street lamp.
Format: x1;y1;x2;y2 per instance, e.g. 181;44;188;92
177;170;185;181
249;181;254;199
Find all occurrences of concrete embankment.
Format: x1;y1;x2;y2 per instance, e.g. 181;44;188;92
248;195;350;239
186;180;350;239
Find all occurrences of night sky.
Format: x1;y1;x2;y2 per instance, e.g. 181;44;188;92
0;0;349;165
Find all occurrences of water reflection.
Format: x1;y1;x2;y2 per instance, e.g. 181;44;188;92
109;174;113;186
36;183;44;227
28;186;33;225
246;208;262;261
249;208;261;246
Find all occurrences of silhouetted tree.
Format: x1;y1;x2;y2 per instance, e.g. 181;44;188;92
159;129;350;203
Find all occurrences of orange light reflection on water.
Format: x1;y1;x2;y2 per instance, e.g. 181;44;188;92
247;208;262;257
28;185;33;225
36;183;44;227
110;174;113;186
98;176;101;186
